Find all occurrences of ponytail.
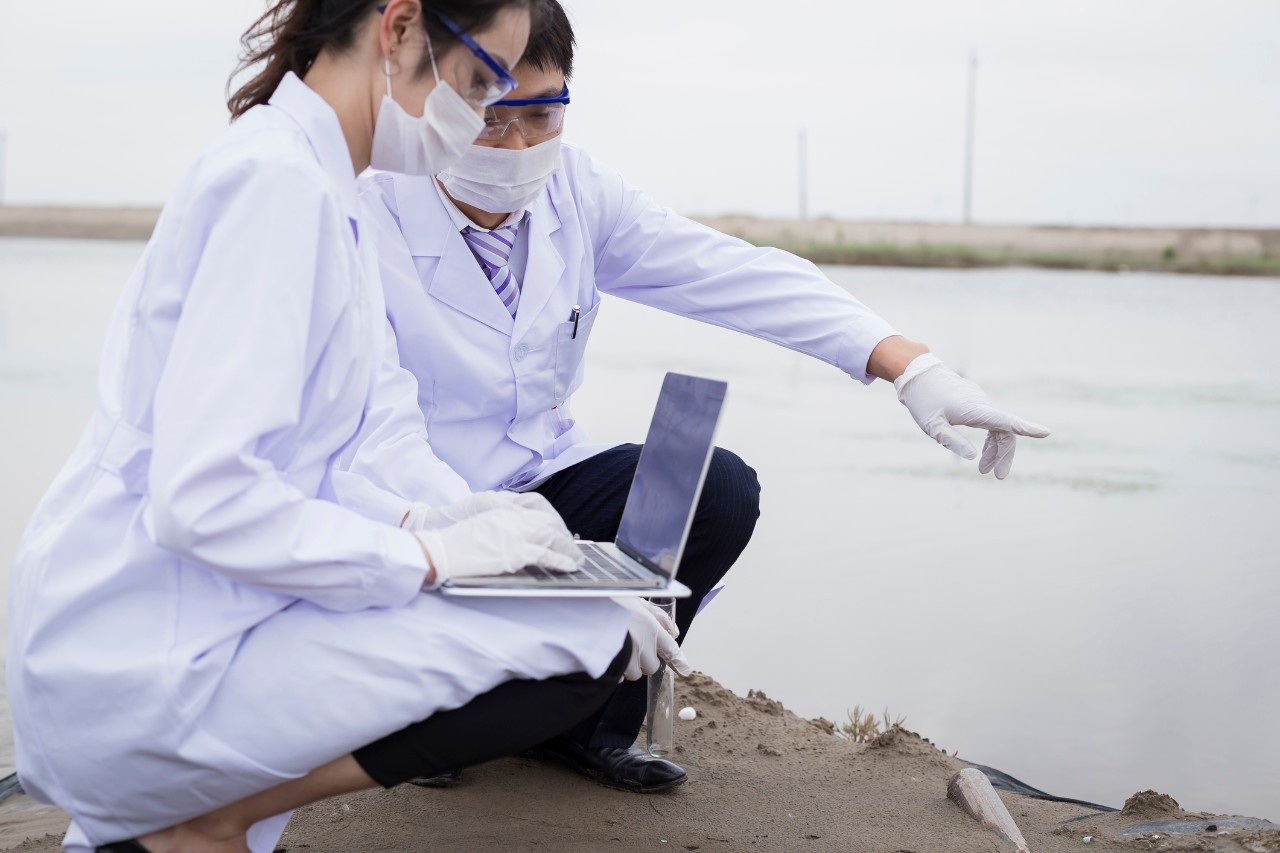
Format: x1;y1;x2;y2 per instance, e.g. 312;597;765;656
228;0;375;120
226;0;532;121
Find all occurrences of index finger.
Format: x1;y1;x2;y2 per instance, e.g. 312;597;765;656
958;404;1050;438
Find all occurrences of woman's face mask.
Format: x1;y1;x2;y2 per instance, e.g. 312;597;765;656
437;136;562;213
369;38;485;176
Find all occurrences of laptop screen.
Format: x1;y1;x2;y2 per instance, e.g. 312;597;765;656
615;373;727;578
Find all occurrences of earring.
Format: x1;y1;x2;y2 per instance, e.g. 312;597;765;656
382;46;402;78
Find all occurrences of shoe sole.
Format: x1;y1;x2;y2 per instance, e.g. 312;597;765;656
588;771;688;793
408;773;462;789
524;747;688;793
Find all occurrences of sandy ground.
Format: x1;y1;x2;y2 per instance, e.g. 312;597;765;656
3;674;1275;853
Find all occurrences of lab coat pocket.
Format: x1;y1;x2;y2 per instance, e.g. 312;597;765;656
552;301;599;403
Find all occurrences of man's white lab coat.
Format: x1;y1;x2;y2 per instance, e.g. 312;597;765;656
353;143;898;502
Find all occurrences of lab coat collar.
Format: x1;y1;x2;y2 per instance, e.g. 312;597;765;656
510;190;566;341
431;177;527;234
393;172;554;255
268;72;360;226
392;173;564;337
394;175;513;333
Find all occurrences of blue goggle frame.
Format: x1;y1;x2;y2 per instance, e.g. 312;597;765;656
375;5;520;104
496;84;571;108
430;11;519;102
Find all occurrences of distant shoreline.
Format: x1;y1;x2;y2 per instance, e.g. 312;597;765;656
3;205;1278;277
0;206;160;242
697;214;1280;277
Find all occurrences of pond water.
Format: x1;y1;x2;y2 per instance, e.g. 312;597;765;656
2;237;1277;823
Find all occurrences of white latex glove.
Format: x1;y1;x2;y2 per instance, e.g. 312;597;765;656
613;597;692;681
414;506;583;588
894;353;1050;479
402;491;562;532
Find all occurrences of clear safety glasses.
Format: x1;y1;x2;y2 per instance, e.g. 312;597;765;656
376;6;520;107
478;85;571;141
431;12;520;106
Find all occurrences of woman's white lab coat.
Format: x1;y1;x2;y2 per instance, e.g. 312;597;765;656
353;143;898;503
5;74;626;852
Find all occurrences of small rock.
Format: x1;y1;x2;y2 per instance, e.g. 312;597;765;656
746;689;784;715
1082;836;1093;844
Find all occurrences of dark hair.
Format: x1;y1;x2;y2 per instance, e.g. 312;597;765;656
523;0;575;80
227;0;528;119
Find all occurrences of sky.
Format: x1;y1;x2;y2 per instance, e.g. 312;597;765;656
0;0;1277;227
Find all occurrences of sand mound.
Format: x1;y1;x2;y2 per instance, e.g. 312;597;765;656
5;673;1276;852
1056;788;1280;852
1121;790;1182;819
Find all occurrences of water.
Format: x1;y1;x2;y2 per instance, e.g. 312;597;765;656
2;237;1277;822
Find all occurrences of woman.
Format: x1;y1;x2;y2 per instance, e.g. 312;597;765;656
6;2;677;851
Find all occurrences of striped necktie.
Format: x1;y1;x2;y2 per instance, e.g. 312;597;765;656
461;223;522;317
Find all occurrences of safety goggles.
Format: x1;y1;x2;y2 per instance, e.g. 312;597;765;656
478;85;571;141
376;6;520;107
431;11;520;106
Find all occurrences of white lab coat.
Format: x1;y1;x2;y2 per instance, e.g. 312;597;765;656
5;74;626;852
353;143;899;502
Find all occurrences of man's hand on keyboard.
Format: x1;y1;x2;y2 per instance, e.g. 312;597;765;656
613;598;692;681
414;505;584;589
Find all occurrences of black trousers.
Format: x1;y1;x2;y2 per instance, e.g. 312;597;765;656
534;443;762;749
354;639;631;787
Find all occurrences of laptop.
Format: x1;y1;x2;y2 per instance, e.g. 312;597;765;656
441;372;727;598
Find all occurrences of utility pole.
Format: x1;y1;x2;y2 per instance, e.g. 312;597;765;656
963;51;977;225
798;127;809;220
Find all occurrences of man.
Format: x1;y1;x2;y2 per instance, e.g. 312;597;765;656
354;0;1048;792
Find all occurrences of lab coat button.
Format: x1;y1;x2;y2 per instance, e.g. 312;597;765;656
513;344;529;362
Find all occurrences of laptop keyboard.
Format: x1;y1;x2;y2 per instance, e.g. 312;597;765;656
516;543;653;584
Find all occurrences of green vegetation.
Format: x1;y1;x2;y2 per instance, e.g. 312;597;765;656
744;238;1280;277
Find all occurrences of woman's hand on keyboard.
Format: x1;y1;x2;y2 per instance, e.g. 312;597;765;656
414;506;584;589
401;491;567;532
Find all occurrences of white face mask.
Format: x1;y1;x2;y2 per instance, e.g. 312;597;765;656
438;136;563;213
369;40;485;176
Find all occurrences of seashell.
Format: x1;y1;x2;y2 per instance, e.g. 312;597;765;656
947;768;1031;853
679;707;697;721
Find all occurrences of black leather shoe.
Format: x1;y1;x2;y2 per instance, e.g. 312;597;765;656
527;736;687;792
408;769;463;788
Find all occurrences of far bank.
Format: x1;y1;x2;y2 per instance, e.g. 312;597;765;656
3;205;1278;276
696;214;1280;277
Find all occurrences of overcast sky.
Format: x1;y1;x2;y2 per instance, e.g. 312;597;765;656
1;0;1277;226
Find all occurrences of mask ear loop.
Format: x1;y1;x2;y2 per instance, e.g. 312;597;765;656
424;32;442;84
382;45;400;98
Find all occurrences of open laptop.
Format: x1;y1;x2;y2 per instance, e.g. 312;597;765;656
441;372;727;598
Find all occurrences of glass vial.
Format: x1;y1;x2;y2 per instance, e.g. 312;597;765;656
646;597;677;757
